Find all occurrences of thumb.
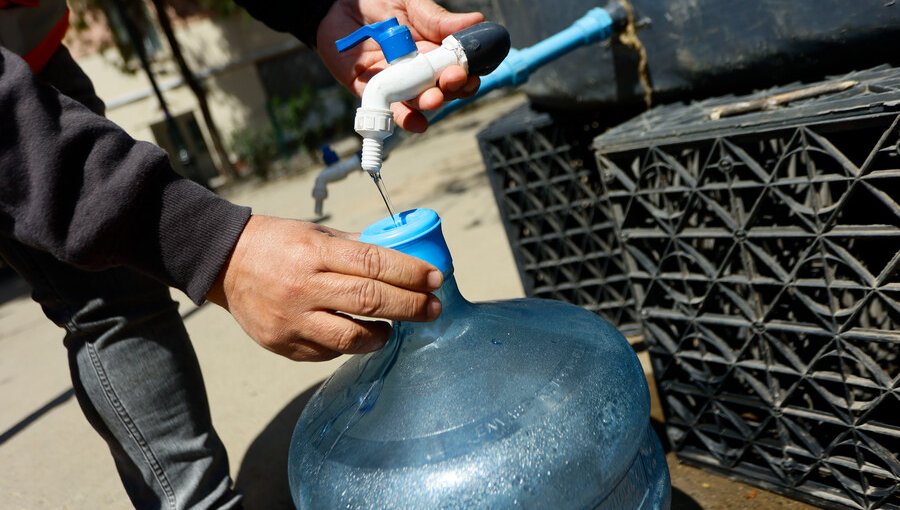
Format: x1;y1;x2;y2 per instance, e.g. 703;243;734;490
407;0;485;43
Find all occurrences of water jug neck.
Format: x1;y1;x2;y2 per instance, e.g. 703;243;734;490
431;270;469;314
393;270;471;347
357;208;466;343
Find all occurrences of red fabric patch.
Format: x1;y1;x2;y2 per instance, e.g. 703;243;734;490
23;7;69;73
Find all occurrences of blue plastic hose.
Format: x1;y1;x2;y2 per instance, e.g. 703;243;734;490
430;7;616;123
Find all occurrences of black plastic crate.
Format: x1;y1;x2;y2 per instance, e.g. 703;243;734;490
594;66;900;509
478;105;640;333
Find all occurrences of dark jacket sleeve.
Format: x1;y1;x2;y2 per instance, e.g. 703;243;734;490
0;47;251;304
232;0;337;47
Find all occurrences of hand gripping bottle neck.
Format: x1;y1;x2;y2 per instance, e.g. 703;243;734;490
288;208;672;509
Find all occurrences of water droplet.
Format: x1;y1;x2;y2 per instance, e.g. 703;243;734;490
491;338;503;346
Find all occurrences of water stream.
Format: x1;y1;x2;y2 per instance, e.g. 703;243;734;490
371;171;398;226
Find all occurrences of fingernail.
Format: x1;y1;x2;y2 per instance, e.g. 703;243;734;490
427;270;443;290
428;297;442;319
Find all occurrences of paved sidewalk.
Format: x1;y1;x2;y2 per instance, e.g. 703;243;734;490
0;95;812;509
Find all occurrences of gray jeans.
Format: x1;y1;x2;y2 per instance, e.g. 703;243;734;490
0;47;242;510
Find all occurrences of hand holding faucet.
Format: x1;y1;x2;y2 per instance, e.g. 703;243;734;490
316;0;485;135
320;1;510;174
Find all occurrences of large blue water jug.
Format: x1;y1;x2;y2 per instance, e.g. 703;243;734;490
288;208;671;509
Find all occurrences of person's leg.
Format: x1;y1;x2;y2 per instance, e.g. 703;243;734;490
0;242;241;509
0;46;241;509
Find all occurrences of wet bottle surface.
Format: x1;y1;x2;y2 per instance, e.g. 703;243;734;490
288;209;670;509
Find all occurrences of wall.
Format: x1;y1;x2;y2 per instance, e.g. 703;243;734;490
69;9;311;171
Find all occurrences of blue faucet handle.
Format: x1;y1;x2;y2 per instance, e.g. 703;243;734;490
320;144;339;166
335;18;417;63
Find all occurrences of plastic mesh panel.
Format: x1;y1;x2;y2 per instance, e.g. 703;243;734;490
595;67;900;510
478;106;639;333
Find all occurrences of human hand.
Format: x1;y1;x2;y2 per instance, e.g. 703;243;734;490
316;0;484;132
207;215;443;361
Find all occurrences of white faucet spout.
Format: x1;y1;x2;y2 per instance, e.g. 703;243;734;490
355;36;468;174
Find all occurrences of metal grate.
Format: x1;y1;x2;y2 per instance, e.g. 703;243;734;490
595;66;900;510
478;105;640;333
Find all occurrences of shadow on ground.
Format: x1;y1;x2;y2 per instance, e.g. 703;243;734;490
236;385;705;510
0;267;31;306
672;487;704;509
651;418;704;509
235;383;321;510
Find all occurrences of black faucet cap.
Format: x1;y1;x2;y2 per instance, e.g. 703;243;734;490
452;22;511;76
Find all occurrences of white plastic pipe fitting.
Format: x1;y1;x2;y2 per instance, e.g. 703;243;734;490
355;36;468;174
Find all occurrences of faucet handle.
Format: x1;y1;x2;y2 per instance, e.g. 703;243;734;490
335;18;417;63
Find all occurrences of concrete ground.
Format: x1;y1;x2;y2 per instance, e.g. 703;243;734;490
0;95;814;509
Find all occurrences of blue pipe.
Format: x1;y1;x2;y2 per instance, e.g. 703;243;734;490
430;7;617;123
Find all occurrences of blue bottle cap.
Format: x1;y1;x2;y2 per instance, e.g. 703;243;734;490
359;208;453;274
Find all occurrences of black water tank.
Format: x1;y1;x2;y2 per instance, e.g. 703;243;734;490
494;0;900;111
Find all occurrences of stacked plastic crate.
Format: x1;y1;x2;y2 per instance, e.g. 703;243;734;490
481;66;900;509
478;105;640;333
593;67;899;509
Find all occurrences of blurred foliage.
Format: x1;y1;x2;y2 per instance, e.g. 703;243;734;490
230;127;278;180
70;0;238;23
69;0;164;72
68;0;240;67
163;0;240;18
69;0;101;32
269;85;319;154
268;85;358;157
231;85;358;181
68;0;360;181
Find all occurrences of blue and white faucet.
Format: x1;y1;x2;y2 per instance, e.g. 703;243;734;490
336;18;510;174
313;4;628;215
